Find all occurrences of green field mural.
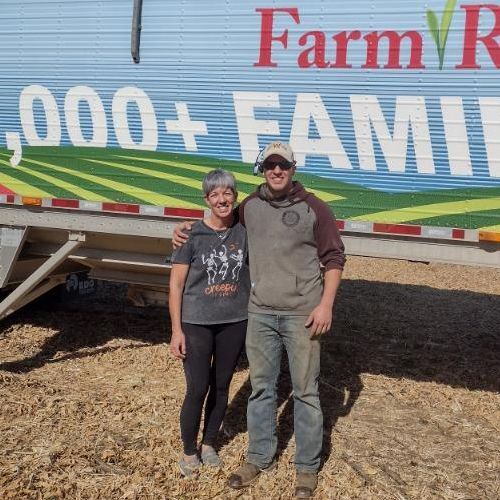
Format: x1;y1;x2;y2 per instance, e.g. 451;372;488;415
0;146;499;231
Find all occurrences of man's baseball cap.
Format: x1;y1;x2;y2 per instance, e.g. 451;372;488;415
261;141;295;163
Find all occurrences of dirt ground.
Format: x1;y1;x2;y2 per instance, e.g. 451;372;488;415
0;256;499;499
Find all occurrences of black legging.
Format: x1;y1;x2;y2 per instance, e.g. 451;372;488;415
180;320;247;455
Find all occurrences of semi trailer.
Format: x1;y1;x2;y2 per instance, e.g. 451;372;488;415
1;0;499;320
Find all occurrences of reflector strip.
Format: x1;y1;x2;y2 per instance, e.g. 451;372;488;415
0;195;487;244
421;227;452;239
80;201;102;211
479;231;500;243
373;223;422;236
164;207;205;218
51;198;80;209
344;221;373;232
102;202;141;214
22;197;42;206
140;205;165;217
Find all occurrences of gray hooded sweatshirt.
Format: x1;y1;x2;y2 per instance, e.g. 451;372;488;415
239;181;345;315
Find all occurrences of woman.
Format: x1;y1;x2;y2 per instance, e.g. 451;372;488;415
169;169;250;477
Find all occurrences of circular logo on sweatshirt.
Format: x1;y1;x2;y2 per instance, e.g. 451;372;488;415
282;210;300;227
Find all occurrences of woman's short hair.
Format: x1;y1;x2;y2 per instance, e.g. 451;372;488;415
202;169;237;196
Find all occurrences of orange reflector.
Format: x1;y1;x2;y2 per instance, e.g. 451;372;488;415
21;196;42;206
479;231;500;243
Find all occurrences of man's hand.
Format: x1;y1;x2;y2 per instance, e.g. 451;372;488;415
305;303;332;337
305;268;341;337
170;331;186;359
172;221;194;249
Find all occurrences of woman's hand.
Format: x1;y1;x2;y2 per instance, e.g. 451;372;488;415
170;331;186;359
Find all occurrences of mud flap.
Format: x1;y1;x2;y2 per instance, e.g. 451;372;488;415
0;226;28;288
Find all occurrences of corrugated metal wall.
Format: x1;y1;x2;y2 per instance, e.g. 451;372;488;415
1;1;499;229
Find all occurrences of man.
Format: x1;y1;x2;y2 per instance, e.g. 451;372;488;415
174;141;345;497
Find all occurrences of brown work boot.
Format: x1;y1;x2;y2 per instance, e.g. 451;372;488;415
295;471;318;498
227;461;276;489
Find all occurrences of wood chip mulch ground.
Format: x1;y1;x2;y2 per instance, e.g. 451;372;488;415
0;256;499;499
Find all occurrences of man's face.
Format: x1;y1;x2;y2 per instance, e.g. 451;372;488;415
263;154;296;196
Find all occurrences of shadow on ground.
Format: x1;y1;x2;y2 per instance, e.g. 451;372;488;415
198;278;499;466
0;284;168;372
1;279;499;463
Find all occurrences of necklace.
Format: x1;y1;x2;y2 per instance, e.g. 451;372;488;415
213;227;230;240
204;216;232;241
203;220;231;241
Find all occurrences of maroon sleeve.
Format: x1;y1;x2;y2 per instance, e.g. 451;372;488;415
237;201;246;227
307;195;346;271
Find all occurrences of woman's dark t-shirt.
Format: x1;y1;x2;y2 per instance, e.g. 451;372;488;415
171;220;250;325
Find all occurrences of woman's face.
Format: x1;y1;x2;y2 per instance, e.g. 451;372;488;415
205;186;237;218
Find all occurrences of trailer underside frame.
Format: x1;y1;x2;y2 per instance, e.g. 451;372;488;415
0;205;498;320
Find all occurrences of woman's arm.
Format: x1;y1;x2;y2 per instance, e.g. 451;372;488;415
168;263;190;359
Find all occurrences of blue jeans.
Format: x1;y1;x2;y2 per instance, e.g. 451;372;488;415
245;312;322;472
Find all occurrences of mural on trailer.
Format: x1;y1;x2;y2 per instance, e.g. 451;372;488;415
0;0;499;231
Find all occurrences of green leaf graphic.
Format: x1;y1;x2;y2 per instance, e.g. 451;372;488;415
426;1;457;70
440;0;457;55
427;9;440;47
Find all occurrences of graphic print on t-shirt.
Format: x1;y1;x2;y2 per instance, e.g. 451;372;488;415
172;221;249;324
201;244;244;297
217;245;229;280
201;251;219;285
230;249;243;280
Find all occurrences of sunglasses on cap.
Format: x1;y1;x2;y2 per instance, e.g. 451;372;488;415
263;160;294;170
